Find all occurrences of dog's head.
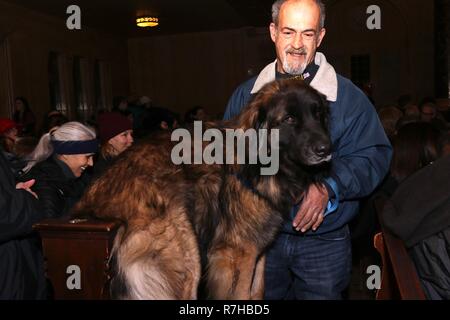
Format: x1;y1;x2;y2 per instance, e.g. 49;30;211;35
238;79;331;168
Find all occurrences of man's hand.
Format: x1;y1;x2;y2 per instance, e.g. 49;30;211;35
16;179;38;199
293;183;328;232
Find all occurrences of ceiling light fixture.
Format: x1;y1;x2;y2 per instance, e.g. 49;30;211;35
136;17;159;28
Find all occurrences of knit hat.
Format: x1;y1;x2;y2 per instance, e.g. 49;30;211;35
98;112;133;143
0;118;17;136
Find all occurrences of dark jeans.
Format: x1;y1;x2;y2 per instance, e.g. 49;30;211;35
264;225;352;300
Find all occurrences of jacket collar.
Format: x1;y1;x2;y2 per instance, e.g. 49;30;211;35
250;52;338;102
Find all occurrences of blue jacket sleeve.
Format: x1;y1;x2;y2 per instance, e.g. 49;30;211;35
223;95;238;121
329;90;392;201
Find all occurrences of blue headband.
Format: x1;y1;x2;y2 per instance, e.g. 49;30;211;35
52;139;99;155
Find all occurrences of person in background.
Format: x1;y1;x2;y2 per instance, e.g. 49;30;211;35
93;112;134;179
128;95;153;133
184;106;209;124
378;106;403;141
0;118;19;154
13;136;38;160
112;96;130;116
403;104;420;118
351;121;443;273
419;100;448;132
40;110;68;136
390;122;442;184
382;154;450;299
13;96;36;136
0;118;27;176
20;122;98;219
0;145;46;299
397;94;413;113
137;107;179;139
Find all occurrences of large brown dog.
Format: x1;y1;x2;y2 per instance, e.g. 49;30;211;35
72;79;331;300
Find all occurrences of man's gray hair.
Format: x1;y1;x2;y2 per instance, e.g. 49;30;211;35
272;0;326;29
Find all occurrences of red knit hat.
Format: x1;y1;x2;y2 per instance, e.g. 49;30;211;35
0;118;17;136
98;112;133;143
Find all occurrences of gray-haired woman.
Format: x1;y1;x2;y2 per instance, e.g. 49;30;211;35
20;121;98;218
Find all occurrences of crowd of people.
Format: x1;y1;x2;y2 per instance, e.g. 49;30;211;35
1;0;450;301
350;97;450;299
0;94;212;299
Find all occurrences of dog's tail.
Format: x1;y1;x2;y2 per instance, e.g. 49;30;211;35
108;207;201;300
106;226;169;299
107;226;173;299
113;259;176;299
114;263;175;300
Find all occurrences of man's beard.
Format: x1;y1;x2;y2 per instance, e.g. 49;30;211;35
282;47;308;75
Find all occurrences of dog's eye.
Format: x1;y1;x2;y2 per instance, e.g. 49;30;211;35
283;115;297;125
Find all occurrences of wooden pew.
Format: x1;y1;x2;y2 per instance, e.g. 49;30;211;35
34;217;121;300
373;195;426;300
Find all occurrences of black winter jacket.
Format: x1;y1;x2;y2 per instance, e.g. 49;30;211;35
382;155;450;248
20;156;91;219
91;154;114;181
381;155;450;299
0;148;46;299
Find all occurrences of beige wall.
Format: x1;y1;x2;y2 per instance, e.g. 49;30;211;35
0;0;129;129
129;0;435;116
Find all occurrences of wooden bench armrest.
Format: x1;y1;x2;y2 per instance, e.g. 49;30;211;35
373;195;426;300
33;217;122;299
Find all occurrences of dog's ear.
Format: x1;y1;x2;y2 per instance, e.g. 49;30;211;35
236;96;261;130
236;81;280;130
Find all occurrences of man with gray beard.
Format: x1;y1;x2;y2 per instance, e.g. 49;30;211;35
224;0;392;299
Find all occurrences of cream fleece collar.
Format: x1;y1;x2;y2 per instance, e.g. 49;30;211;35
250;52;338;102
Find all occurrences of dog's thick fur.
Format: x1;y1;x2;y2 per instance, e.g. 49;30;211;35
72;79;331;300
